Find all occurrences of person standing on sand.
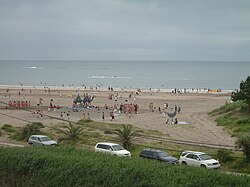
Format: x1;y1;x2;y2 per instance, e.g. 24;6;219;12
134;104;138;114
177;105;181;113
149;103;154;112
110;112;115;121
67;112;70;120
164;102;168;109
102;112;105;121
158;107;161;113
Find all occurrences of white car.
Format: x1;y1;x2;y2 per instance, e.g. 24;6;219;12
179;151;220;169
28;135;57;146
94;142;131;157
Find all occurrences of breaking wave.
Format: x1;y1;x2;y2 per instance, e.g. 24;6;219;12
89;76;106;79
90;75;132;79
24;66;45;70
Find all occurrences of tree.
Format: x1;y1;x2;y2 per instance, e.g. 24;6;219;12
112;125;141;150
236;134;250;162
231;76;250;113
55;122;84;143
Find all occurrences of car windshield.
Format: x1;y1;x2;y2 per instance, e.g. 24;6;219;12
112;144;125;151
199;154;212;160
158;152;169;157
40;137;51;142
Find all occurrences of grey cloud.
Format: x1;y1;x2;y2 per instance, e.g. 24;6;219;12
0;0;249;60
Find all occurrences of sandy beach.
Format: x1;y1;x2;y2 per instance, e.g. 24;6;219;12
0;85;236;147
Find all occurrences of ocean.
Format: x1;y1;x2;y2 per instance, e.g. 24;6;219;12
0;60;249;90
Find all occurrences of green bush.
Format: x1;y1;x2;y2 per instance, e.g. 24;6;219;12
236;134;250;162
236;119;250;125
240;101;248;111
1;124;15;133
12;122;44;141
0;147;250;187
217;149;234;163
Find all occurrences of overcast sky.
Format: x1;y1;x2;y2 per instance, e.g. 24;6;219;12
0;0;250;61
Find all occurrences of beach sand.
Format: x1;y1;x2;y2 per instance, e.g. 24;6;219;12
0;85;235;147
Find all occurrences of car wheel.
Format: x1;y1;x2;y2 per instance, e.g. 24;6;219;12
29;143;34;146
201;164;206;169
182;161;187;165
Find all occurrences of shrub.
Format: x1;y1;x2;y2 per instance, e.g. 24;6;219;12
1;124;15;133
31;122;45;128
12;122;44;141
217;149;234;163
236;134;250;162
236;119;250;125
240;101;248;111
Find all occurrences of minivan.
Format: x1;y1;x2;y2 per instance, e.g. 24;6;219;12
94;142;131;157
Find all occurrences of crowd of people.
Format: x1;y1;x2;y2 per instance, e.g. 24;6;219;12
3;87;186;125
8;100;31;108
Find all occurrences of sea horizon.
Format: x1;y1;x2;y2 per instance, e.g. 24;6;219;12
0;60;249;90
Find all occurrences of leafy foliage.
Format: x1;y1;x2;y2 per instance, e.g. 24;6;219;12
1;124;15;133
231;76;250;112
55;122;84;143
217;149;234;163
112;124;141;150
12;122;44;141
236;134;250;162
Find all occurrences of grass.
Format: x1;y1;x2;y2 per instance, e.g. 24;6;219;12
2;105;250;176
209;101;250;138
208;101;250;172
209;101;245;116
1;146;250;187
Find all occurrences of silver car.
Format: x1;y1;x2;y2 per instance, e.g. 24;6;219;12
28;135;57;146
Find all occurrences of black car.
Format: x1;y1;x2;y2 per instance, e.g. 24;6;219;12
139;149;178;164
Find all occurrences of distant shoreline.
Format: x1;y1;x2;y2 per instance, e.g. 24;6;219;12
0;84;235;94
